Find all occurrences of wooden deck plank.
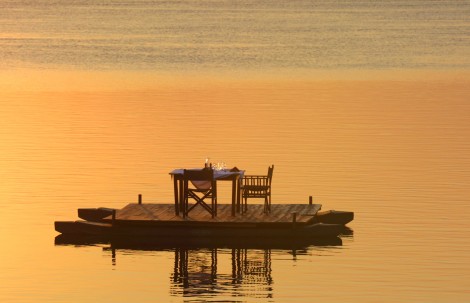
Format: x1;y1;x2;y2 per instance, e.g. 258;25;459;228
114;203;321;224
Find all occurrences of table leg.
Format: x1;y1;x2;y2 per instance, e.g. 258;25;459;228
231;178;236;216
179;179;185;217
236;177;241;214
173;177;179;215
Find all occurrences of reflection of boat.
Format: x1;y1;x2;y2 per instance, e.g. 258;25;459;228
54;229;346;300
55;232;343;249
55;203;352;240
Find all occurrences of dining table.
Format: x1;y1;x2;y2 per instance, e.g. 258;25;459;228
169;168;245;217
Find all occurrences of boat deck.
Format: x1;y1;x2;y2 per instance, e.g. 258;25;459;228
110;203;322;225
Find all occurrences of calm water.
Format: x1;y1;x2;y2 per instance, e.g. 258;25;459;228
1;1;470;302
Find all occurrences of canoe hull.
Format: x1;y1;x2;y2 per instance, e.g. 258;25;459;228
77;207;115;222
55;221;113;236
315;210;354;225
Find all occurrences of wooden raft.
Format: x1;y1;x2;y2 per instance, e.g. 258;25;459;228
111;203;322;224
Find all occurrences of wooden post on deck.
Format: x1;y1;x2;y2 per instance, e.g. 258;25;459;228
309;196;313;205
138;194;142;204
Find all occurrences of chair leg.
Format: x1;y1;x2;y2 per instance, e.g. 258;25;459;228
264;195;270;214
243;195;248;213
267;194;271;213
186;191;216;217
212;196;216;218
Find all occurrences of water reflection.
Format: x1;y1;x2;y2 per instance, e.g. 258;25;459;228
55;235;345;299
171;248;274;298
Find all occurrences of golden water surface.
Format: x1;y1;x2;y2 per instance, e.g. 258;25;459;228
1;69;470;302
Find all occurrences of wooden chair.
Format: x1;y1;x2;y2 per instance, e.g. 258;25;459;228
183;169;217;218
241;165;274;214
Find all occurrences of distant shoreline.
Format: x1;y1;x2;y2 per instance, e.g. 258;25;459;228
1;68;469;93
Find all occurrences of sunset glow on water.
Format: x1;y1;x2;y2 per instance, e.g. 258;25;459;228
1;1;470;302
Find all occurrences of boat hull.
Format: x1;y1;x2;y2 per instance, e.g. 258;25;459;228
55;220;345;239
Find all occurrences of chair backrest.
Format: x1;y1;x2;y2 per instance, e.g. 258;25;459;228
267;165;274;185
182;168;217;218
184;169;215;190
183;168;214;181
